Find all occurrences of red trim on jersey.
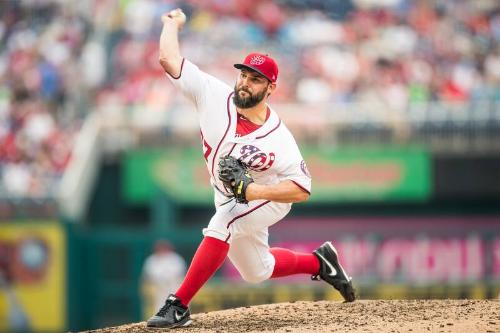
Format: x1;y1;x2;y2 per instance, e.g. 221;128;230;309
166;58;185;80
256;119;281;139
211;92;234;178
291;180;311;194
225;200;271;242
228;142;237;156
236;107;270;137
227;143;236;156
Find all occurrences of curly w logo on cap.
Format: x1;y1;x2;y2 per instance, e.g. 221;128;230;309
250;55;266;65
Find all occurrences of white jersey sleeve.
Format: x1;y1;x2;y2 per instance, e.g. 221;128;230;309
279;129;312;194
166;58;231;109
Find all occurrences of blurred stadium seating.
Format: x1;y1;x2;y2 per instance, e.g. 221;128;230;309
1;0;499;198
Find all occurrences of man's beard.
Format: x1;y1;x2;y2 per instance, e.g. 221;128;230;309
233;85;267;109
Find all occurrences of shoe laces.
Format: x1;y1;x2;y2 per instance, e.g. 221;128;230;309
156;300;173;317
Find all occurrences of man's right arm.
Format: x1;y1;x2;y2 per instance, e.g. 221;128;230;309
158;9;231;108
159;9;186;77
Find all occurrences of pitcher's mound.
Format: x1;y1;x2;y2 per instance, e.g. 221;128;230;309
84;299;498;333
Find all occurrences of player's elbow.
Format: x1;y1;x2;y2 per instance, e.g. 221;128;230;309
159;56;182;77
294;191;310;203
159;57;173;71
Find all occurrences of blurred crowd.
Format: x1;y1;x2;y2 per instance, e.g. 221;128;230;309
96;0;500;111
0;1;89;197
1;0;499;198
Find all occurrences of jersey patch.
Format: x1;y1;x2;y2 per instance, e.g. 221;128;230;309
238;145;275;172
300;160;311;178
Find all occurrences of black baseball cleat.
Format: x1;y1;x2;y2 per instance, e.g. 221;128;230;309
147;294;192;328
312;241;356;302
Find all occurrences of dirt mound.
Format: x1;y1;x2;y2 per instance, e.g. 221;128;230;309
84;299;499;333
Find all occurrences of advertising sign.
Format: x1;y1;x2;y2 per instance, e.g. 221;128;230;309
302;147;431;202
222;216;499;284
0;222;66;332
124;146;431;204
123;148;212;204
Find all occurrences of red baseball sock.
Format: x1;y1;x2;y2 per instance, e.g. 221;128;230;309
175;236;229;306
270;247;320;278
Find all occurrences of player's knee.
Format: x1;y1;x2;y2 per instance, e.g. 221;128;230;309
241;274;266;284
240;269;272;284
203;216;230;241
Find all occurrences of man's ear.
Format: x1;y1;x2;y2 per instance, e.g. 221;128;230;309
267;83;276;97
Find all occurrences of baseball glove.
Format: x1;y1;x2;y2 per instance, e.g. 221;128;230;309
218;156;254;204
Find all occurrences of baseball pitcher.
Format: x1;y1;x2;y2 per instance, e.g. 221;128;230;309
147;8;355;329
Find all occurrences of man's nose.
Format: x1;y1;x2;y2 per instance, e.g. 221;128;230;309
240;76;250;86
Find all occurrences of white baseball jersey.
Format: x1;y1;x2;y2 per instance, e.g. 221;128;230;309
166;58;312;283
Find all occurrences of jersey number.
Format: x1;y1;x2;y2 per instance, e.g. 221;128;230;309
200;131;212;162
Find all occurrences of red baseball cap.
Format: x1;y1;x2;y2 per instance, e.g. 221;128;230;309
234;53;278;83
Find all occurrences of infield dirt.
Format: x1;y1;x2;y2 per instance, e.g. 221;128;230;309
83;299;498;333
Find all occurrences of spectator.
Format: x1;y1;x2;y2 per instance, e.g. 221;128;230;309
141;240;186;318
